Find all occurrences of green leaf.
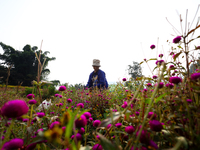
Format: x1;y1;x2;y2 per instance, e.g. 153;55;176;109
155;93;167;103
139;61;144;65
145;98;151;104
149;58;157;60
173;52;182;61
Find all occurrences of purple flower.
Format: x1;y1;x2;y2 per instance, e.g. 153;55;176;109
28;99;37;104
88;117;93;122
93;120;101;127
122;78;127;81
1;100;29;118
155;82;164;88
147;112;157;119
58;85;66;91
169;76;182;84
23;118;28;122
143;89;147;92
169;65;174;69
50;121;60;129
152;75;157;79
83;112;92;119
165;83;174;88
121;101;128;108
155;60;164;65
136;130;150;144
59;103;63;106
173;36;182;43
144;58;147;61
146;83;152;87
150;45;156;49
115;123;122;128
107;124;112;129
191;73;200;80
112;109;117;112
77;103;84;108
93;144;103;150
78;127;85;134
136;111;140;116
149;120;163;132
187;99;192;103
67;98;72;103
75;115;87;128
149;140;158;149
2;138;24;150
125;126;135;134
159;54;163;57
55;94;59;97
37;112;45;118
59;95;63;98
71;133;82;141
27;94;35;99
170;52;174;55
50;112;55;115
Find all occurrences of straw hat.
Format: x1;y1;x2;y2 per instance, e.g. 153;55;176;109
92;59;101;67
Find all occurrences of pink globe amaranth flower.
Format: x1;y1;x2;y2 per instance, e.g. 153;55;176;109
71;133;82;141
88;117;93;122
122;78;127;81
152;75;157;79
37;112;45;118
96;135;100;140
143;89;147;92
149;120;163;132
159;54;163;58
115;123;122;128
146;83;152;87
169;76;182;84
83;112;92;119
150;44;155;49
170;52;174;55
75;115;87;128
67;98;72;103
191;73;200;80
136;130;150;144
165;83;174;88
28;99;37;104
1;100;29;118
112;109;117;112
58;85;66;91
59;95;63;98
93;144;103;150
136;111;140;116
155;82;164;88
169;65;174;69
149;140;158;149
55;94;59;97
50;112;55;115
78;127;85;134
93;120;101;127
121;101;128;108
50;121;60;129
23;118;28;122
2;138;24;150
187;99;192;103
77;103;84;108
147;112;157;119
155;60;164;65
27;94;35;99
107;124;112;129
59;103;63;106
144;58;147;61
125;126;135;134
173;36;182;43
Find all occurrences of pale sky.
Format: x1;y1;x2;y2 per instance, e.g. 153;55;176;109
0;0;200;85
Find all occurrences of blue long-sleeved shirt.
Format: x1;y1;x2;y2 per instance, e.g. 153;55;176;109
86;69;108;89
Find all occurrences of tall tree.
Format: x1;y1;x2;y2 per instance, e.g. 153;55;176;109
0;42;56;86
127;61;143;79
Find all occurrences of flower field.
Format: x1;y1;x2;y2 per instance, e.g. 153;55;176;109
0;13;200;150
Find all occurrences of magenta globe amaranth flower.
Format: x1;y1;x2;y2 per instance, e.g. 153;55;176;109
115;123;122;128
125;126;135;134
122;78;126;81
150;44;155;49
136;130;150;144
93;120;101;127
37;112;45;118
146;83;152;87
121;101;128;108
1;100;29;118
166;83;174;88
55;94;59;97
75;115;87;128
155;82;164;88
155;60;164;65
173;36;182;43
2;138;24;150
27;94;35;99
28;99;37;104
59;95;63;98
78;127;85;134
191;73;200;80
83;112;92;119
149;120;163;132
142;89;147;92
159;54;163;57
169;65;174;69
67;98;72;103
58;85;66;91
169;76;182;84
93;144;103;150
107;124;112;129
50;121;60;129
77;103;84;108
187;99;192;103
152;75;157;79
71;133;82;141
147;112;157;119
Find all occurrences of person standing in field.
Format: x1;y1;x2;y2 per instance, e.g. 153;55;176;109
86;59;108;91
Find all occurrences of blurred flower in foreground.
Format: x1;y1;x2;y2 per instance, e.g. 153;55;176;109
1;100;29;118
159;54;163;58
27;94;35;99
165;83;174;88
169;76;182;84
173;36;181;43
147;112;157;119
150;44;155;49
58;85;66;91
67;98;72;103
83;112;92;119
93;120;101;127
115;123;122;128
152;75;157;79
77;103;84;108
75;115;87;128
191;73;200;80
155;60;164;65
125;126;135;134
28;99;37;104
2;138;24;150
93;144;103;150
155;82;164;88
149;120;163;132
122;78;127;81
